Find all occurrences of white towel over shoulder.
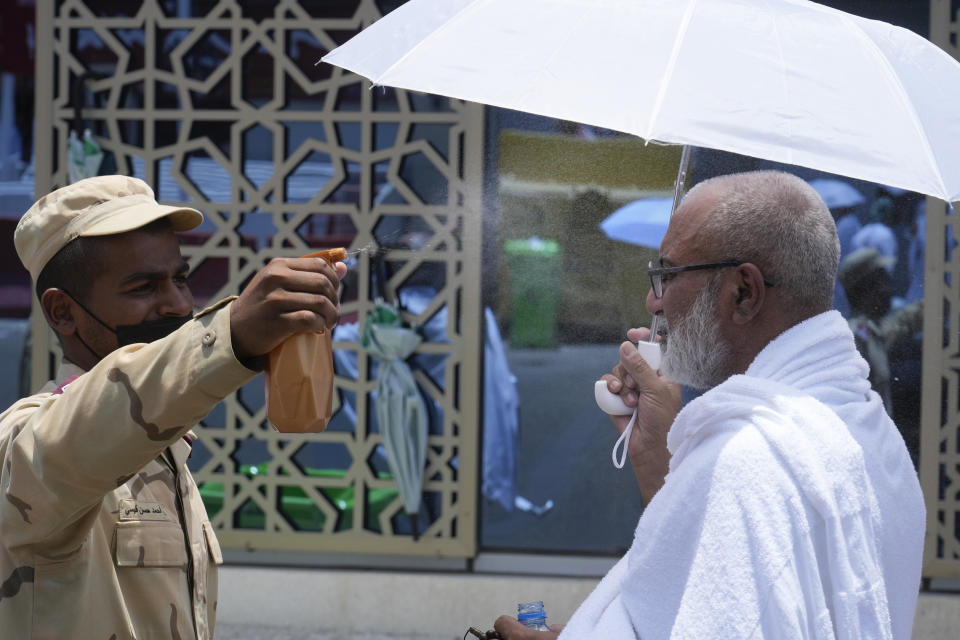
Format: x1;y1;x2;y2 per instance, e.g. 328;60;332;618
560;311;924;640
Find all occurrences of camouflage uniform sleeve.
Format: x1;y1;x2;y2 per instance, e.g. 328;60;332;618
0;300;258;554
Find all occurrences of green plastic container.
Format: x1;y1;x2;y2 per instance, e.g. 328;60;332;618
504;237;562;348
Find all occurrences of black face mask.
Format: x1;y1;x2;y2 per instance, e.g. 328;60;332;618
62;289;193;357
112;314;194;345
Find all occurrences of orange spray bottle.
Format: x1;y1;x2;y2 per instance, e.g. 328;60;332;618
265;247;347;433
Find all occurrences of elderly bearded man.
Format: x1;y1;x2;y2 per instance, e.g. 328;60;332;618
495;171;924;640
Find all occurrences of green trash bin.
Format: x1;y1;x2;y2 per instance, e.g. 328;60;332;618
505;237;562;348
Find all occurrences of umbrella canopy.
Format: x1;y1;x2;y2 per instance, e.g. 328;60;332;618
599;197;672;249
323;0;960;202
360;301;428;536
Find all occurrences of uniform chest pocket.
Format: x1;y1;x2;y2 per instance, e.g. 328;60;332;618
114;521;188;567
203;521;223;565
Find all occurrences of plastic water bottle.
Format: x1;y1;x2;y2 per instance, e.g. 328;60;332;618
517;601;550;631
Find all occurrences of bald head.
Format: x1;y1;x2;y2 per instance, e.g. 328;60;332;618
685;171;839;317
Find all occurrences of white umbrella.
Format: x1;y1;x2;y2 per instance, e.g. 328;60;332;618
322;0;960;203
599;197;672;249
807;178;867;210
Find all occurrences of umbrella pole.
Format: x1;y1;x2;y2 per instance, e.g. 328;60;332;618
409;512;419;541
670;145;692;216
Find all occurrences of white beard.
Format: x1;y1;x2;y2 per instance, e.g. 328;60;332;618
659;280;732;390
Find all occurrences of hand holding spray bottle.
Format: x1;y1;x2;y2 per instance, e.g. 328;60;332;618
265;247;346;433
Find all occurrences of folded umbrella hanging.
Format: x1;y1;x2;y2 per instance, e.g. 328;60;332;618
67;128;103;184
322;0;960;203
360;301;428;539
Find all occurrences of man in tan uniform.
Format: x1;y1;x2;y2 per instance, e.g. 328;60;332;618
0;175;346;639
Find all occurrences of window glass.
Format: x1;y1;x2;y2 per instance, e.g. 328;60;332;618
478;117;927;555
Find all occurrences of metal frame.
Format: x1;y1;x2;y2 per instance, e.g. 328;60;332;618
919;193;955;577
33;0;957;574
33;0;483;558
922;0;960;578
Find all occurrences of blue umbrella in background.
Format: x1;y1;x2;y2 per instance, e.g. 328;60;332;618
599;197;672;249
601;183;866;251
808;178;866;209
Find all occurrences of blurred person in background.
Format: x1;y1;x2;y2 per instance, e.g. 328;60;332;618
839;246;922;465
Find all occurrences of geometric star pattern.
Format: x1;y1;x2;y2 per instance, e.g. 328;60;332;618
33;0;482;557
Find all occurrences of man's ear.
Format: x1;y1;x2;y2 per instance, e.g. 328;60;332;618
731;263;766;325
40;288;77;336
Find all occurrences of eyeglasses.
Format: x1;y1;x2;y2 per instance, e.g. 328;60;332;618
647;260;774;299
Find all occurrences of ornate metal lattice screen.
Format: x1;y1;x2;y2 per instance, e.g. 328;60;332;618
919;193;959;577
923;0;960;578
33;0;483;557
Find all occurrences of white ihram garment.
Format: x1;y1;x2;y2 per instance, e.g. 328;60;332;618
560;311;924;639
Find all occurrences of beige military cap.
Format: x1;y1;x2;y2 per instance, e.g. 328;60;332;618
14;175;203;281
837;247;895;292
